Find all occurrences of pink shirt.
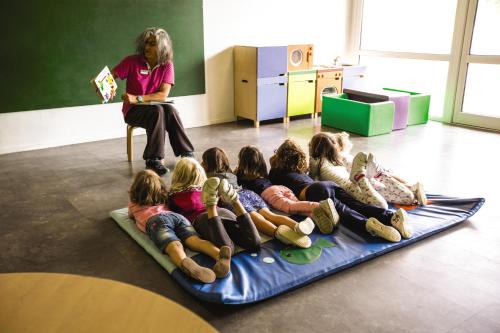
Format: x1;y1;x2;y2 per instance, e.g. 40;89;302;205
128;202;171;232
112;55;175;116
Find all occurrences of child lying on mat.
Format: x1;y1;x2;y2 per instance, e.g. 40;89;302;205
234;145;337;233
270;139;412;243
201;147;313;249
168;157;262;254
309;132;426;208
128;169;231;284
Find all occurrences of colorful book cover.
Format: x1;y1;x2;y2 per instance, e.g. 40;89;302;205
92;66;117;103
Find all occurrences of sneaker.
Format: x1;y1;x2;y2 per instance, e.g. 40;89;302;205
391;208;412;239
275;225;312;248
412;182;427;205
349;152;368;182
145;159;169;176
312;207;335;234
212;245;231;278
180;151;195;158
294;217;315;236
180;257;216;283
202;177;220;206
366;153;383;179
366;217;401;242
319;198;340;228
218;179;239;203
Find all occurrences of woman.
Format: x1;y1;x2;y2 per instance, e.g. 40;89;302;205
111;27;194;175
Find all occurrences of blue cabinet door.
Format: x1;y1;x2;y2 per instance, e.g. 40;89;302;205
257;76;287;121
257;46;287;78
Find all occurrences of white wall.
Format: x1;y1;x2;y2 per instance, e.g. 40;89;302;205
0;0;347;155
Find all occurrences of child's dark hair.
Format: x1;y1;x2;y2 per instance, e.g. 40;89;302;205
273;139;308;173
201;147;231;173
235;145;268;180
129;169;168;206
309;132;344;166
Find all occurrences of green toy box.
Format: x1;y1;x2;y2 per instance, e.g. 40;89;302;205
383;88;430;125
321;93;394;137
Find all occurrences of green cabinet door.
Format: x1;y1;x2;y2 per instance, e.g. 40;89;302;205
287;77;316;117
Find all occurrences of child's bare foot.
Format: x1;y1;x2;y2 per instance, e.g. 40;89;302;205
181;257;216;283
213;245;231;278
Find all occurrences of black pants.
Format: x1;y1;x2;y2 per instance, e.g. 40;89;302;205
192;208;261;254
305;181;394;235
125;103;194;160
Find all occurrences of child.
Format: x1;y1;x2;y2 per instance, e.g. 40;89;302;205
269;139;413;242
334;132;427;205
235;145;338;234
309;132;388;208
168;157;261;254
128;169;231;284
201;147;312;249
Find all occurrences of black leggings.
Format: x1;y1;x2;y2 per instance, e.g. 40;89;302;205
192;207;261;254
305;181;394;235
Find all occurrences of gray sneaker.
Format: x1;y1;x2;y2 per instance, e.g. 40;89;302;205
349;152;368;182
366;218;401;242
202;177;220;206
312;207;335;234
391;208;412;239
319;198;340;228
218;178;239;203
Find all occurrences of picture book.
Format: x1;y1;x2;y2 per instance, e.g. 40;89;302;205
92;66;117;103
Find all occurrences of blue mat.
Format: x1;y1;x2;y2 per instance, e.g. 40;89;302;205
111;194;484;304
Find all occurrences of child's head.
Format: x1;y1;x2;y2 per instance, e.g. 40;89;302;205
129;169;168;206
201;147;231;174
273;139;308;173
236;145;268;180
170;157;207;192
334;132;352;154
309;132;343;165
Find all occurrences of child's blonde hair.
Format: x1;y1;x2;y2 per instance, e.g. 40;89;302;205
129;169;168;206
170;157;207;193
273;139;308;174
201;147;232;174
235;145;268;180
334;132;353;154
309;132;344;166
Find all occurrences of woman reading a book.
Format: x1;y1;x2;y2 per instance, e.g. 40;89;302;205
111;27;194;176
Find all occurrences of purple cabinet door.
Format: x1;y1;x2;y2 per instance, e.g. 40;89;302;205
257;46;287;78
257;76;287;121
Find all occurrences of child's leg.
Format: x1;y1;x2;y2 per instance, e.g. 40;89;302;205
349;152;388;208
261;185;319;215
249;210;277;236
371;173;415;205
184;235;231;278
258;207;296;229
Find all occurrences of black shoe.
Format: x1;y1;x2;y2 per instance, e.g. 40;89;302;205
180;151;194;158
145;159;169;176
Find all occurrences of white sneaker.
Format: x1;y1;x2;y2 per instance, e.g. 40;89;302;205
202;177;220;206
391;208;412;239
275;225;312;248
218;179;239;203
295;217;315;236
349;152;368;182
366;153;384;179
366;217;401;242
319;198;340;228
412;182;427;205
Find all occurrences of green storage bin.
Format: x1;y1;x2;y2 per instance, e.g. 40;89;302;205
383;88;430;125
322;94;394;137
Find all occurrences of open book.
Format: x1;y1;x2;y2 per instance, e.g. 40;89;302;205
92;66;117;103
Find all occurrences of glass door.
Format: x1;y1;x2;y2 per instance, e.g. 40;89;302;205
453;0;500;130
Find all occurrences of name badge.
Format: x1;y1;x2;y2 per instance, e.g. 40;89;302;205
140;69;149;75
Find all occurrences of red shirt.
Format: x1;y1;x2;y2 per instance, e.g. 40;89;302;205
168;189;206;222
112;55;175;116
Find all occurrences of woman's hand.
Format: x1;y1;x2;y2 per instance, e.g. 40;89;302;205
121;93;138;104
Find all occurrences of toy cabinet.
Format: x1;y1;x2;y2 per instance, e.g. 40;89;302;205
234;46;288;127
287;44;314;71
286;70;316;121
315;67;343;116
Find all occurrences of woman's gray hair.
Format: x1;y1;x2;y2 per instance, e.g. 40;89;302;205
136;27;173;65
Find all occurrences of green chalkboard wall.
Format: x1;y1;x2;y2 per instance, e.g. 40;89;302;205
0;0;205;113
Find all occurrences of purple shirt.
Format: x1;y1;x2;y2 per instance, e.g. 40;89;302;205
112;55;175;116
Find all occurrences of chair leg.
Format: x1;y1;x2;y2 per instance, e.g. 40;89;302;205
127;126;134;162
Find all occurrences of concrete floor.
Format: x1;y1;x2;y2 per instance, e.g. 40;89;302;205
1;118;499;332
